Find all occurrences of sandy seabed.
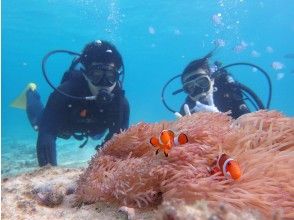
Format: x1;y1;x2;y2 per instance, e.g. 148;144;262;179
1;166;271;220
1;166;157;220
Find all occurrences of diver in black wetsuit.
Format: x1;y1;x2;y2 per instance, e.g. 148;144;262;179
25;40;130;166
179;55;250;119
161;50;272;119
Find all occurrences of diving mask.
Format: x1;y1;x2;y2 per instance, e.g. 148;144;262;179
182;74;211;95
85;63;118;87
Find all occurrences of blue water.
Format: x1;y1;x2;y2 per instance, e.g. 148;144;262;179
2;0;294;175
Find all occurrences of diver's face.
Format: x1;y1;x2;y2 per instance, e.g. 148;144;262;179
85;62;117;87
182;68;212;97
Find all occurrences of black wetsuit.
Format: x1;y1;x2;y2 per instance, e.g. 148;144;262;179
27;73;130;166
180;71;250;119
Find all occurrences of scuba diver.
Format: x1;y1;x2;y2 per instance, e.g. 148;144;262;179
11;40;130;166
161;50;272;119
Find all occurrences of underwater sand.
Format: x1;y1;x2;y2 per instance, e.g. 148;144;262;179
1;139;155;219
1;166;157;220
1;138;97;177
1;157;272;220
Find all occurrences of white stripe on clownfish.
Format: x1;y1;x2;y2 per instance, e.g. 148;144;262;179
173;136;179;146
222;158;234;178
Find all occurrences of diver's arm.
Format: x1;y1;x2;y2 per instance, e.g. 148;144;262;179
36;85;69;166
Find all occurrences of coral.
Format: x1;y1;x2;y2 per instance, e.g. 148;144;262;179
75;111;294;219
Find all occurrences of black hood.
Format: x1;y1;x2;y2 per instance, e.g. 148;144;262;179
80;40;123;70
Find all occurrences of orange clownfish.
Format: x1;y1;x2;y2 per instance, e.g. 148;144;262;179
150;129;188;157
211;153;241;180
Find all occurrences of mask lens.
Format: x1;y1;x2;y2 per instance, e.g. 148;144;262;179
104;70;116;84
86;63;117;86
183;76;211;94
195;76;210;89
183;81;195;93
88;69;104;85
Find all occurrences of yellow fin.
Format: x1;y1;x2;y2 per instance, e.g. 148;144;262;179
10;83;37;110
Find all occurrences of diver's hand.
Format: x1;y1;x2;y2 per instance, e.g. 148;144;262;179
193;101;219;113
174;93;219;118
174;112;183;119
192;93;219;113
174;104;191;118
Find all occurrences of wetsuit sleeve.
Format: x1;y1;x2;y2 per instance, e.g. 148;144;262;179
36;85;69;166
104;96;130;143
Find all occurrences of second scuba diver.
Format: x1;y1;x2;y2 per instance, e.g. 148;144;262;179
162;50;272;119
12;40;130;167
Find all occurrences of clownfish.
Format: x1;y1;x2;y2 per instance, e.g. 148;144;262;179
150;129;188;157
210;153;241;180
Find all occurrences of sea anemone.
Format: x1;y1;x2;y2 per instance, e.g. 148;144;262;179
75;111;294;219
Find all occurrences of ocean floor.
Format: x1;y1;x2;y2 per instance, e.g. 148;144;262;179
1;138;158;220
1;137;97;177
1;166;268;220
1;166;156;220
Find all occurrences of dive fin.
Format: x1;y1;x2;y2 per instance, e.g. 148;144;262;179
10;83;37;110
